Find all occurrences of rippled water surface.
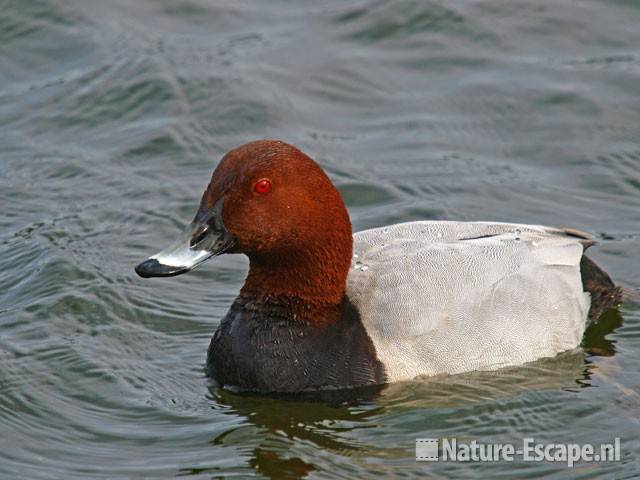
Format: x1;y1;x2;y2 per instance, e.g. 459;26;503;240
2;1;640;478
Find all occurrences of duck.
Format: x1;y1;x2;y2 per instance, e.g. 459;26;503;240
135;140;624;393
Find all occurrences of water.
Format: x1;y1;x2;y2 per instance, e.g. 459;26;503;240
1;1;640;478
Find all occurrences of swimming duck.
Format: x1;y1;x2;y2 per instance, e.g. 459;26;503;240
135;140;623;393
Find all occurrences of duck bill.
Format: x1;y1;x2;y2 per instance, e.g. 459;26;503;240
135;198;235;278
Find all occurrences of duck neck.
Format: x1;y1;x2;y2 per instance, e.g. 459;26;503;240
239;239;353;325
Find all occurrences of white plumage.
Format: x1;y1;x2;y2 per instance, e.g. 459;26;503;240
347;221;591;381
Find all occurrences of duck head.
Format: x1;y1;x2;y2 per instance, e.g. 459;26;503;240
135;140;353;305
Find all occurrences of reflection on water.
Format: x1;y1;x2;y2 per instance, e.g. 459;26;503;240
1;0;640;478
583;308;624;358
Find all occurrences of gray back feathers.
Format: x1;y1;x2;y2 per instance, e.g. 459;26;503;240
347;221;590;381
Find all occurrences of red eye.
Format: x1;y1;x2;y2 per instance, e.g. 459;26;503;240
254;178;272;194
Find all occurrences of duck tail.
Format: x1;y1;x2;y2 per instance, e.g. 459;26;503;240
580;255;624;320
621;287;640;303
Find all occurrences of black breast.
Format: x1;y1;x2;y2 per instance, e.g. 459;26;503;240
206;297;386;393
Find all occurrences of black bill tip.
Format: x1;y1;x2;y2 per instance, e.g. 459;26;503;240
135;259;189;278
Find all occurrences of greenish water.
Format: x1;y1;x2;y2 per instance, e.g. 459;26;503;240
1;1;640;478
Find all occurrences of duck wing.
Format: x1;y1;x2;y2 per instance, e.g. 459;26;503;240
347;221;592;381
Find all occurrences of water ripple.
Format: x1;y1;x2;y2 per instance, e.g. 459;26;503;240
1;0;640;478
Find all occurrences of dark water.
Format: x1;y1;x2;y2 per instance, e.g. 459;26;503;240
1;0;640;478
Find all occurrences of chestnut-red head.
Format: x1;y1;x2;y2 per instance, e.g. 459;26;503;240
136;140;353;307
